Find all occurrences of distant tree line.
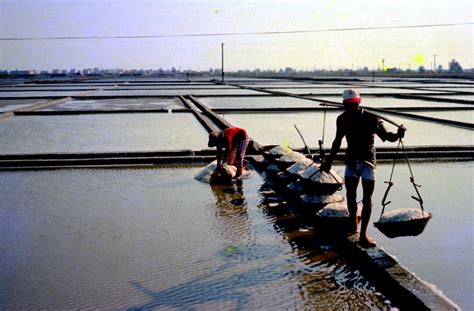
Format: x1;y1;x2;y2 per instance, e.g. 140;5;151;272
1;59;471;79
228;59;471;79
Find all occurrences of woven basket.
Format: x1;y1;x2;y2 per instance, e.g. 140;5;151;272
374;213;432;238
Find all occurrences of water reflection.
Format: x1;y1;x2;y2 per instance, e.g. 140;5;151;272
210;181;254;246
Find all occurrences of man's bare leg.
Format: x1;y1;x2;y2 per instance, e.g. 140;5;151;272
360;179;376;247
345;177;360;235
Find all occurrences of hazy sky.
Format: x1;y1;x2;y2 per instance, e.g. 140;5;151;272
0;0;472;71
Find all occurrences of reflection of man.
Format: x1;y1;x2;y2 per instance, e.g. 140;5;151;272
211;180;246;209
210;181;251;247
320;89;405;248
208;127;250;178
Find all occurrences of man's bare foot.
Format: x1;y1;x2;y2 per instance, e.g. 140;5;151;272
358;236;376;248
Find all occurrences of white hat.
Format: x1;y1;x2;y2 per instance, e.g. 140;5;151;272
342;89;361;104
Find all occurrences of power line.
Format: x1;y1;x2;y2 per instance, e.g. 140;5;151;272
0;22;472;41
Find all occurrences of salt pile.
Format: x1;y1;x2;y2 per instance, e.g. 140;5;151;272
316;202;351;218
316;202;361;218
378;208;430;223
278;151;308;163
286;158;313;175
194;161;250;184
299;164;344;185
267;145;292;156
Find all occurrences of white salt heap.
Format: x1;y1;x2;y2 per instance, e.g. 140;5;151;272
286;158;313;175
317;202;361;218
194;160;251;183
278;151;308;163
300;193;344;205
378;208;429;223
299;164;344;185
267;145;292;156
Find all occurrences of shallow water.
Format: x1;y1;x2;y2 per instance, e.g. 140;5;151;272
420;94;474;101
0;91;87;98
0;98;49;112
221;112;474;148
90;89;267;96
201;95;471;109
0;113;207;154
405;110;473;124
200;96;323;109
358;161;473;309
271;88;443;95
0;167;393;310
41;97;185;111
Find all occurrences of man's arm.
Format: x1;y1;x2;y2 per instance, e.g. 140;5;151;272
377;121;406;142
320;118;344;173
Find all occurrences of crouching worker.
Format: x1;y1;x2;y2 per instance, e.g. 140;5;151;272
208;127;250;180
320;89;406;248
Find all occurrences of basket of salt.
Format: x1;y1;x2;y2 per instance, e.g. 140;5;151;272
263;145;292;161
374;138;431;238
374;208;432;238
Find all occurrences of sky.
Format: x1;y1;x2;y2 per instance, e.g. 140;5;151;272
0;0;472;71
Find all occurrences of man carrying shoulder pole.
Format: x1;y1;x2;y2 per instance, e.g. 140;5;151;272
320;89;406;248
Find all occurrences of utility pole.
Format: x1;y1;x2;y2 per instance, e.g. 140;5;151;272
221;43;224;82
433;54;437;73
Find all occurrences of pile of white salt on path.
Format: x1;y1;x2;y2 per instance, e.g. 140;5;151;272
286;158;313;175
267;145;292;156
378;208;430;223
316;202;361;218
299;164;344;185
194;161;237;183
277;151;308;163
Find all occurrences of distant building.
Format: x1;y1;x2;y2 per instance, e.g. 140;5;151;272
10;70;36;77
51;69;67;76
82;69;94;76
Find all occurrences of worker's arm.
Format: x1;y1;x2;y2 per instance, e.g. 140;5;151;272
321;118;344;173
377;121;406;142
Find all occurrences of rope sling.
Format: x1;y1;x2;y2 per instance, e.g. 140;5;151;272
294;103;343;191
379;138;425;218
375;138;431;238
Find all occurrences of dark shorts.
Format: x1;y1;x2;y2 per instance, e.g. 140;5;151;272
345;160;375;181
